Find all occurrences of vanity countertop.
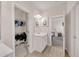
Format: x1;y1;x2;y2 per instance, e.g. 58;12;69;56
34;33;47;36
0;43;13;57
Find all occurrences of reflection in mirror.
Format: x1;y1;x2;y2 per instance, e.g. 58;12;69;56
34;14;48;27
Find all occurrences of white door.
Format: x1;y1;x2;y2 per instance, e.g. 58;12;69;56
68;3;79;57
75;4;79;57
69;7;76;57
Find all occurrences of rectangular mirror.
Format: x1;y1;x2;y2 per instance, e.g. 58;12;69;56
34;15;48;27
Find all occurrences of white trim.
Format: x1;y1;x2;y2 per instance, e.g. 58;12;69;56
66;2;79;15
52;15;64;18
12;2;15;57
63;15;65;56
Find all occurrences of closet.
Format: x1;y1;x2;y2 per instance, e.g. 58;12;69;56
15;6;28;57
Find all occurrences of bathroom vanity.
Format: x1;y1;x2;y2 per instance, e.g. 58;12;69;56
33;33;47;52
32;15;49;52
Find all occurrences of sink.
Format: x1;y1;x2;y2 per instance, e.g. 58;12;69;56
34;33;47;36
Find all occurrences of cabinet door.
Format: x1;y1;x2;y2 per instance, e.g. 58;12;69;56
33;36;47;52
34;36;43;52
42;36;47;52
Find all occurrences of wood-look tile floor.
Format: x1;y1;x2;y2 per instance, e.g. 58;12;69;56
15;44;69;57
25;46;69;57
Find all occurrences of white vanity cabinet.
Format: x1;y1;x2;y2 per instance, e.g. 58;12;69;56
33;33;47;52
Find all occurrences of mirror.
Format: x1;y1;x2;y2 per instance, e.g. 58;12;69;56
34;14;48;27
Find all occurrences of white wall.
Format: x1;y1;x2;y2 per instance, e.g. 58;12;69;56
66;1;77;14
27;14;35;53
43;2;66;16
65;12;72;56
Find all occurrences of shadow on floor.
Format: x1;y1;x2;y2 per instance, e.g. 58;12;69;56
65;50;70;57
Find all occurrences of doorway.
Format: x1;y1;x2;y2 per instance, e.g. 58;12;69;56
49;15;65;56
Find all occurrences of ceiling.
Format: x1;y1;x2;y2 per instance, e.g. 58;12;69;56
30;1;66;12
16;1;67;15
